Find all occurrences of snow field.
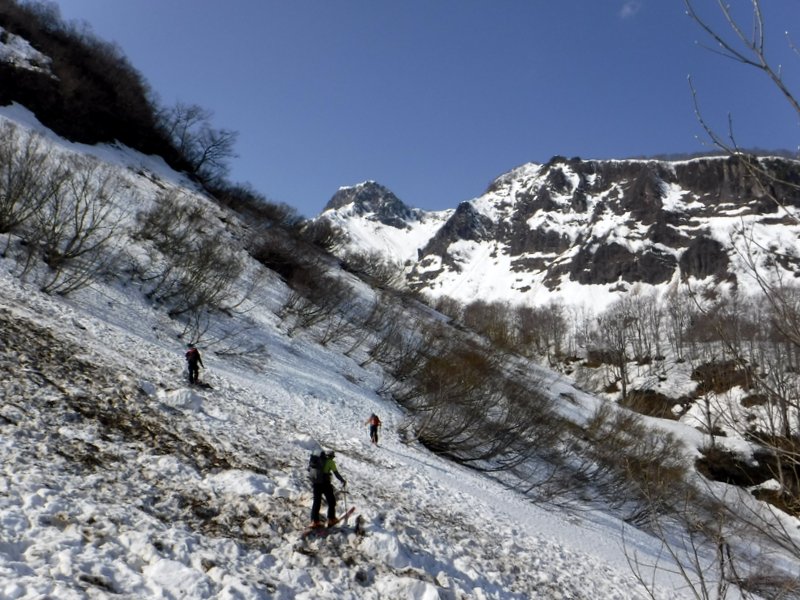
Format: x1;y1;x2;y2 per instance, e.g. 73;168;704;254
0;255;689;599
0;105;695;598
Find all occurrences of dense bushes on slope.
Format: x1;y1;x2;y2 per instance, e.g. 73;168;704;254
0;1;189;172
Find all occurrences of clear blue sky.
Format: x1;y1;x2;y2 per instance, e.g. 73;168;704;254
51;1;799;217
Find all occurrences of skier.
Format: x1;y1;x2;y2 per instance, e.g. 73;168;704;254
365;413;382;445
309;450;347;528
185;343;204;384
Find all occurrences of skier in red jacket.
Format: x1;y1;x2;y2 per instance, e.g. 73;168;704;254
185;343;204;384
365;413;382;445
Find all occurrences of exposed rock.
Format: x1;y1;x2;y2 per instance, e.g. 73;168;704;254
679;236;729;280
418;202;494;259
316;154;800;305
325;181;416;229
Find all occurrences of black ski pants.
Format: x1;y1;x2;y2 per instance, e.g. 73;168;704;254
187;360;200;384
311;480;336;522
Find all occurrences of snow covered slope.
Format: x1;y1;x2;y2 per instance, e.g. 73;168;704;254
0;106;700;599
0;25;51;74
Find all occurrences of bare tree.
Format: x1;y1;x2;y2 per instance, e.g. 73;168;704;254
624;4;800;595
665;284;697;362
30;156;124;293
685;0;800;147
0;122;66;238
514;302;568;361
158;102;238;184
595;299;636;402
685;0;800;222
159;102;210;158
191;126;238;185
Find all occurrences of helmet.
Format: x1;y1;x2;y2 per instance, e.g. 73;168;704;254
326;451;335;459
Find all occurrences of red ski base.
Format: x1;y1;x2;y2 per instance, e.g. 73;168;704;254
302;506;356;539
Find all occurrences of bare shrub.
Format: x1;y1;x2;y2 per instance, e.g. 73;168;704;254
344;291;396;358
273;242;355;336
317;309;359;346
395;336;562;471
695;445;775;488
691;361;753;396
0;121;64;237
25;155;125;294
248;227;320;283
402;343;500;452
300;218;342;252
283;273;354;337
135;190;243;318
209;181;301;229
249;225;362;339
627;481;800;600
340;249;406;290
462;299;514;349
0;141;127;295
359;303;411;367
581;403;689;524
432;295;463;322
620;389;682;420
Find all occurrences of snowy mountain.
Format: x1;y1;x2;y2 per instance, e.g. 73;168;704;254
321;181;453;264
318;155;800;311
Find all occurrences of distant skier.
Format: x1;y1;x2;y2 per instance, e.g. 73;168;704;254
185;343;204;384
365;413;382;445
308;450;347;528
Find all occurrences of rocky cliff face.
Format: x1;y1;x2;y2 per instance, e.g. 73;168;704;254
317;155;800;308
324;181;419;230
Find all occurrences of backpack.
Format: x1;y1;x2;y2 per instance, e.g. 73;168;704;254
186;347;199;362
308;451;327;483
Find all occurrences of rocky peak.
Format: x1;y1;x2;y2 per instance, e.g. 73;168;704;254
324;181;416;229
418;202;495;259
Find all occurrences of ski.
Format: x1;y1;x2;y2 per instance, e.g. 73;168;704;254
301;506;355;539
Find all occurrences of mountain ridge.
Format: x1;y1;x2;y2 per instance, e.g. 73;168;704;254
318;154;800;310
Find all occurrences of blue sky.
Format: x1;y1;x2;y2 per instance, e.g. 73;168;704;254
52;1;799;217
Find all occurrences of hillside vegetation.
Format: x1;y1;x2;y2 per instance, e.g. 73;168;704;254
0;106;798;597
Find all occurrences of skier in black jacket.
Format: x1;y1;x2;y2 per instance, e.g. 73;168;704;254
309;451;347;527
